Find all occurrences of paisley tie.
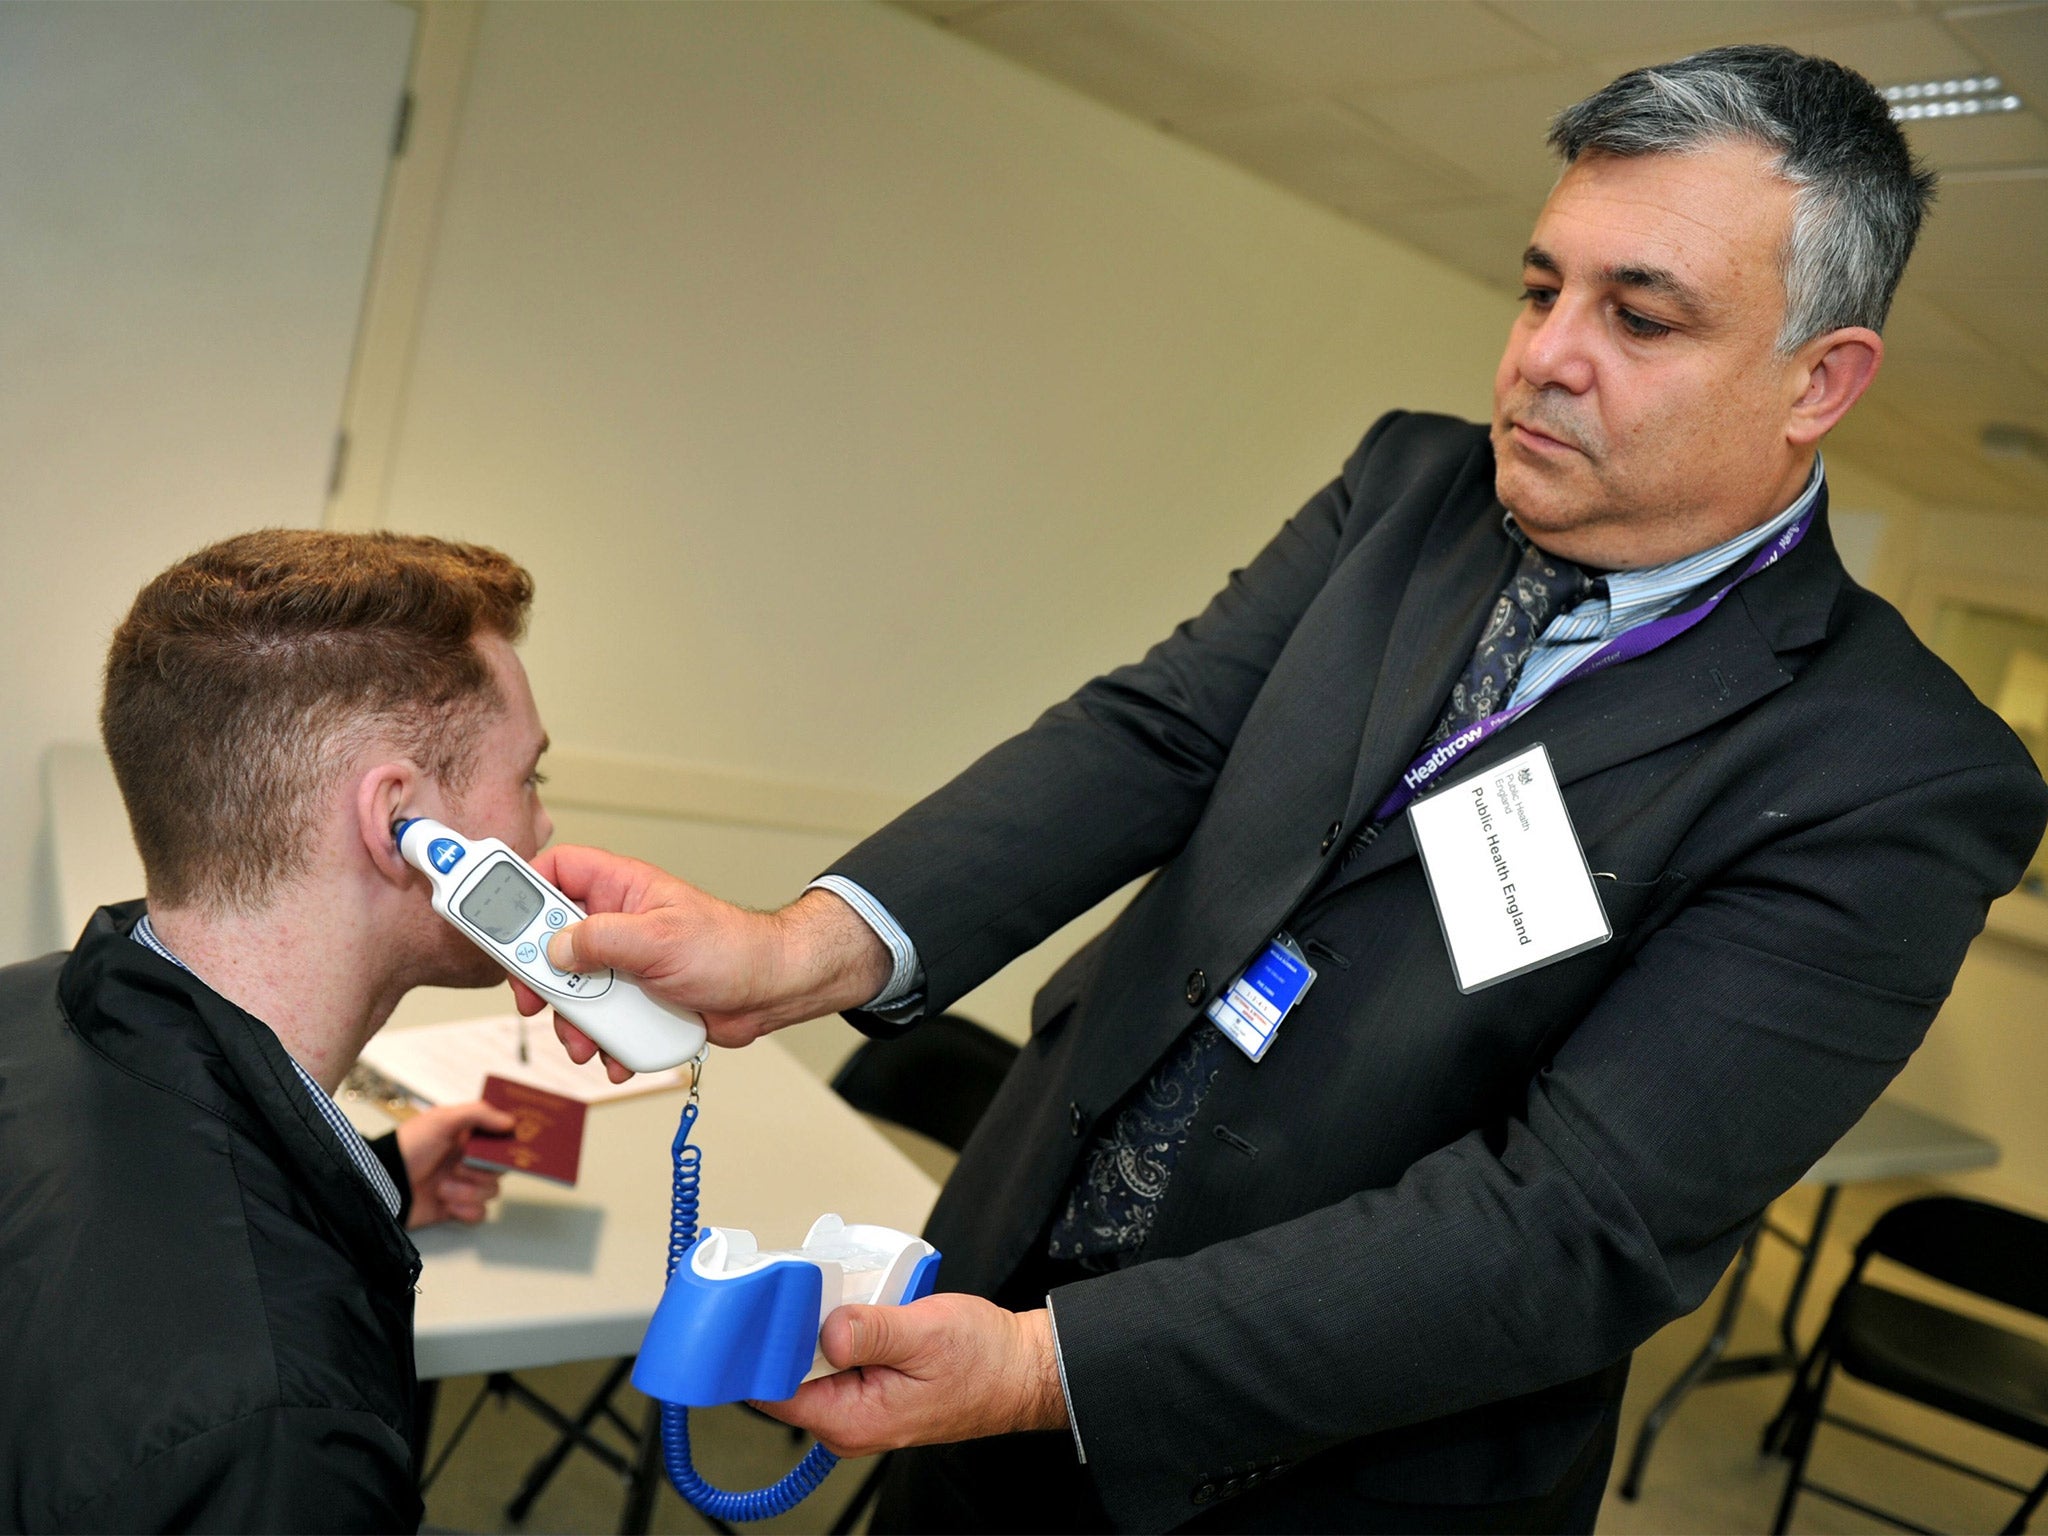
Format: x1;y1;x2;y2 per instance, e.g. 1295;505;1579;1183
1424;540;1597;746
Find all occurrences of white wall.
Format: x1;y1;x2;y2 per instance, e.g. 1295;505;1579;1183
0;0;414;960
367;0;1513;1041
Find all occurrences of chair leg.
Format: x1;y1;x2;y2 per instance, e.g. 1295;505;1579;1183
1762;1327;1831;1459
2002;1465;2048;1535
1621;1229;1762;1499
420;1378;497;1494
504;1357;639;1522
619;1397;666;1536
1771;1353;1837;1535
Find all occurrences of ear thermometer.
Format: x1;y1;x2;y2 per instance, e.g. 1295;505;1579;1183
395;818;707;1073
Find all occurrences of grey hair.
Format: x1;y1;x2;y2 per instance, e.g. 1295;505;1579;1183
1550;45;1937;353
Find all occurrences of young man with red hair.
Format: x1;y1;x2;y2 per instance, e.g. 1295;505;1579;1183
0;530;558;1532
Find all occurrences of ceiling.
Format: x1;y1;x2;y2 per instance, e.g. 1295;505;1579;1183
894;0;2048;513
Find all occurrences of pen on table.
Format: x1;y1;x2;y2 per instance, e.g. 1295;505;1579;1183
518;1015;529;1064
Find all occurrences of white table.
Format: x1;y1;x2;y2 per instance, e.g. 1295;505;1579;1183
351;1035;939;1380
349;1031;938;1528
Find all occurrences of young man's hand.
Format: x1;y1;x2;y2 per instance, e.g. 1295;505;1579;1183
395;1101;515;1228
507;845;892;1078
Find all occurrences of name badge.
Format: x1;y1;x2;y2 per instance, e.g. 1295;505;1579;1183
1207;932;1315;1062
1409;743;1610;993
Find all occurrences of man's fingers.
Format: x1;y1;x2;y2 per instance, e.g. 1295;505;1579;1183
555;1017;598;1064
437;1189;490;1223
456;1103;517;1136
509;975;546;1017
750;1374;878;1458
551;1016;635;1082
534;843;675;915
820;1304;904;1370
545;911;680;983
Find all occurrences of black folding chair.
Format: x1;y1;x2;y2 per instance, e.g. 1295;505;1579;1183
466;1012;1017;1534
1768;1194;2048;1535
829;1010;1019;1152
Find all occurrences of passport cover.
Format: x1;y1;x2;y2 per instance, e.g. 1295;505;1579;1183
463;1075;587;1186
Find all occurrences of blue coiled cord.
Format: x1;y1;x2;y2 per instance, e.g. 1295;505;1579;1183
657;1098;841;1521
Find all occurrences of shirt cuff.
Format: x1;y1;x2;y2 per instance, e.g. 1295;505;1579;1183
805;875;924;1010
1044;1291;1087;1464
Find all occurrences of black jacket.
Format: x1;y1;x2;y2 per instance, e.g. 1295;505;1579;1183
831;413;2048;1530
0;903;423;1533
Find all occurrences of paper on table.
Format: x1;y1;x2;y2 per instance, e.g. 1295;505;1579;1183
358;1013;689;1106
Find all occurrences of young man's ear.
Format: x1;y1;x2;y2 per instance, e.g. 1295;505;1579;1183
356;761;424;887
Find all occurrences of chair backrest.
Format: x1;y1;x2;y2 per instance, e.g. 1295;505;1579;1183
830;1012;1020;1154
1856;1195;2048;1320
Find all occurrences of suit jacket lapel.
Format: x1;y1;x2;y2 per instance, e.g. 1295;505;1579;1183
1319;503;1844;898
1340;477;1518;836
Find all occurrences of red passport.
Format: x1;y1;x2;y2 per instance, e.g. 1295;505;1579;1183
463;1076;587;1187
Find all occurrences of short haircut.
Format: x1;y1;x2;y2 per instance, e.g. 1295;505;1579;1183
102;529;535;911
1550;44;1937;352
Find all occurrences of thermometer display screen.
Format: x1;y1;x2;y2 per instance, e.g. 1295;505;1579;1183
459;861;545;943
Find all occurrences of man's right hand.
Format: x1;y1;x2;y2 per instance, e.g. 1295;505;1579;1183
511;845;893;1076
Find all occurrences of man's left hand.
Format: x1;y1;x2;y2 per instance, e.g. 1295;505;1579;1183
756;1294;1067;1458
395;1101;516;1228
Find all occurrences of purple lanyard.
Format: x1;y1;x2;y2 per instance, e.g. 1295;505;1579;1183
1370;506;1814;825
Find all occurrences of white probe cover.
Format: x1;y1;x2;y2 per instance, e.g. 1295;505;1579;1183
396;818;707;1073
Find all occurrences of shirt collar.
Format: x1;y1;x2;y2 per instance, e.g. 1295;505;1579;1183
1502;454;1825;640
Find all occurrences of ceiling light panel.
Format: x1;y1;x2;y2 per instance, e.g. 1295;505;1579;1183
1884;74;2024;119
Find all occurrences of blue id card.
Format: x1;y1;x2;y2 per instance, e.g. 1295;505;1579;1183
1206;932;1316;1063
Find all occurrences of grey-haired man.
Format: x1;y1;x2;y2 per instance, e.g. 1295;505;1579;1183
531;47;2047;1533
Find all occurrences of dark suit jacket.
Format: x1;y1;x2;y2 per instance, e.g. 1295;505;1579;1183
828;412;2048;1531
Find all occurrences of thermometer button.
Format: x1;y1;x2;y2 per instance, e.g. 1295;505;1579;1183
545;908;568;929
515;942;538;964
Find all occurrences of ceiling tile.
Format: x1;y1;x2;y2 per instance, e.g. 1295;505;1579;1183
1362;199;1545;290
1175;100;1488;216
1492;1;1894;61
1769;14;1989;85
1353;64;1610;201
1156;1;1556;93
947;1;1289;126
1944;3;2048;109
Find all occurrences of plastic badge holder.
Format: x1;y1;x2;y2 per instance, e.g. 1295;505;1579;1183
635;1215;941;1407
